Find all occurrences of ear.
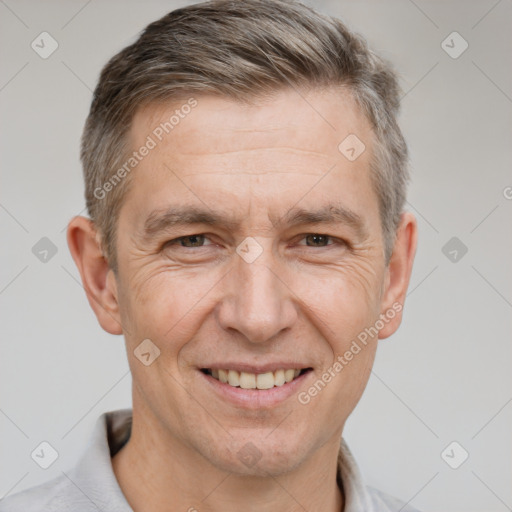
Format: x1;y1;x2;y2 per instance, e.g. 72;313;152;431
378;212;417;340
67;216;123;335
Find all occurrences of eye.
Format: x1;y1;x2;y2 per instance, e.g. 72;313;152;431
167;234;212;248
300;234;335;247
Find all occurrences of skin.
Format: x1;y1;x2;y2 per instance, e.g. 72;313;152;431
68;87;417;512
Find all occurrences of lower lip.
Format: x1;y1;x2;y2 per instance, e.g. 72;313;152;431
200;370;312;409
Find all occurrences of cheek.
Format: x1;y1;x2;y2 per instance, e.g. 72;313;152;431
117;263;221;354
323;344;377;429
290;258;385;345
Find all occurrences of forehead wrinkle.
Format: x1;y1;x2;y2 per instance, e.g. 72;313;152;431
173;146;334;158
179;170;322;176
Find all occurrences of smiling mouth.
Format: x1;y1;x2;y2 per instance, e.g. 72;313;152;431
200;368;312;390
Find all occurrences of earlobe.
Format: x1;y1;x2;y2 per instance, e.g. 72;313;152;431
378;212;417;340
67;216;124;335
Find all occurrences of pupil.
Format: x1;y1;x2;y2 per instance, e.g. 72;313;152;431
308;235;327;246
183;235;203;247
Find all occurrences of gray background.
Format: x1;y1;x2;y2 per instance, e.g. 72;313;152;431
1;1;511;511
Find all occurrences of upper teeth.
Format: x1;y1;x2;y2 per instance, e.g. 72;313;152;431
209;369;302;389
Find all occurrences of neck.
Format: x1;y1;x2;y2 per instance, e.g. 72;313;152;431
112;404;344;512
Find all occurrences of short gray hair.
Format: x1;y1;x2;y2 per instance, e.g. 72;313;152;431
81;0;409;270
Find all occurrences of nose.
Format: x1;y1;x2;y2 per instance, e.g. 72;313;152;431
216;249;298;344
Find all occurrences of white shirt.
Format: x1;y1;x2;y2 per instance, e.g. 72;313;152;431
0;409;421;511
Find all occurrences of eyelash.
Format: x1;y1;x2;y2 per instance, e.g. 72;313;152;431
165;234;213;248
164;233;346;249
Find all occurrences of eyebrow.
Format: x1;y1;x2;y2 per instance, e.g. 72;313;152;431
141;203;368;240
275;205;368;239
142;206;236;239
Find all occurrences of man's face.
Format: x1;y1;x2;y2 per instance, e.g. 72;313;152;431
114;88;392;475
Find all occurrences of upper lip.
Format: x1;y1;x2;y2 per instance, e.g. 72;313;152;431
200;363;312;374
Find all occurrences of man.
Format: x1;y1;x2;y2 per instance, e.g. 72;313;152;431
0;0;418;510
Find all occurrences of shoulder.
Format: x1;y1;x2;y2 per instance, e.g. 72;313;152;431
0;409;132;512
0;473;92;512
366;486;423;512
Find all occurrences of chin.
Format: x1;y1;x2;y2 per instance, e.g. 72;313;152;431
200;432;309;477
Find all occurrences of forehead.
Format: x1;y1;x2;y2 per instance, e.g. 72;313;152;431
121;87;378;228
132;87;370;163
